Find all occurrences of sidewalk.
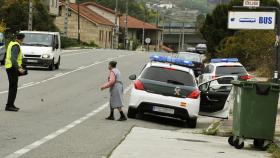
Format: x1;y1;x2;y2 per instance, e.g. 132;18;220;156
109;127;268;158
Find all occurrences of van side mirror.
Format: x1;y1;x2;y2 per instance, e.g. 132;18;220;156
55;44;59;49
129;74;137;80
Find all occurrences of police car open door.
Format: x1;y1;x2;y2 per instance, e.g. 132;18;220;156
198;76;235;119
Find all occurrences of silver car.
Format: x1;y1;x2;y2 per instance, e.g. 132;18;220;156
0;33;5;65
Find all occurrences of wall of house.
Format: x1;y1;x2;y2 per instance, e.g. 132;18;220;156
87;5;119;26
55;6;112;48
43;0;59;15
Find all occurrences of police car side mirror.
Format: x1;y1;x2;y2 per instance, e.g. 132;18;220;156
129;74;137;80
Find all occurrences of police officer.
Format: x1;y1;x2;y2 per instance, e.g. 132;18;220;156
5;33;25;112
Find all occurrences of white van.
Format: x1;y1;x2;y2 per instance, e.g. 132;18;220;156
20;31;61;70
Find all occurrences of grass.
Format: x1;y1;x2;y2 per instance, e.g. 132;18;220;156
202;120;221;135
267;144;280;158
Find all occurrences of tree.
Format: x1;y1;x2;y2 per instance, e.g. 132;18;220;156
0;21;6;33
0;0;57;35
196;14;205;32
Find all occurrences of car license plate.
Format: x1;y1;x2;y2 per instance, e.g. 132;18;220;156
27;59;38;63
153;106;174;114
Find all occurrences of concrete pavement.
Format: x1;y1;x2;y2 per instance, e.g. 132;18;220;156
110;127;268;158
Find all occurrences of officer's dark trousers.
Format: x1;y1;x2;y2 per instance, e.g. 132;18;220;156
6;68;18;107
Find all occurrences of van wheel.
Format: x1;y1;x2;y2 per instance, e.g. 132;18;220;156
1;59;5;65
55;57;60;70
127;106;137;118
187;117;197;128
1;53;6;65
49;60;55;71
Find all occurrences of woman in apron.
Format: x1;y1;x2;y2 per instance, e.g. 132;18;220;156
101;61;127;121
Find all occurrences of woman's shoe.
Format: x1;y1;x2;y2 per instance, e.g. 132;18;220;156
106;116;115;120
117;116;127;121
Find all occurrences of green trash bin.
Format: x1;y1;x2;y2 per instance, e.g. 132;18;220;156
228;80;280;150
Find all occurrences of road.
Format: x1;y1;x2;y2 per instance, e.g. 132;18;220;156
0;49;213;158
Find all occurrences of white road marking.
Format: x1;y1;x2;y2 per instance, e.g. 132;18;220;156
4;85;132;158
61;51;93;57
0;52;141;95
61;49;87;54
54;73;64;77
21;82;35;88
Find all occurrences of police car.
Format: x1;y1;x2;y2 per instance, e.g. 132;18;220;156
199;58;251;84
128;55;233;128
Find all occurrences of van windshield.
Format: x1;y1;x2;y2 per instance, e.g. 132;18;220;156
22;33;53;47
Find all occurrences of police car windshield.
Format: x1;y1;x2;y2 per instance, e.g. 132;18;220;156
22;33;53;47
178;53;201;62
141;66;195;87
216;66;247;76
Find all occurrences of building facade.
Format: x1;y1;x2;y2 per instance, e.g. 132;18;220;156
43;0;59;15
55;2;114;48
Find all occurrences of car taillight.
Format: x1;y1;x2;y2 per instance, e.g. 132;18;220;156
239;75;253;80
187;89;200;99
134;80;145;90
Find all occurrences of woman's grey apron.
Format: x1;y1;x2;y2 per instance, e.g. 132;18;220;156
110;68;124;108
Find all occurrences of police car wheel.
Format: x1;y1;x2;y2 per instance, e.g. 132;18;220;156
127;106;137;118
187;117;197;128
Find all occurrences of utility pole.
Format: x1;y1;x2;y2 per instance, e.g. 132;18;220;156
156;1;160;51
77;0;81;43
28;0;33;31
181;22;185;51
141;5;146;51
161;15;165;45
114;0;119;49
125;0;129;50
64;0;70;36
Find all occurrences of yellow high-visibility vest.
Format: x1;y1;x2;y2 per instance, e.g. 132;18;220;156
5;41;22;69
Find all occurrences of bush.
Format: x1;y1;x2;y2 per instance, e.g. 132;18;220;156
61;36;99;49
216;30;275;78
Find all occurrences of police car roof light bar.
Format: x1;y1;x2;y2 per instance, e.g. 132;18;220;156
150;55;194;67
211;58;239;63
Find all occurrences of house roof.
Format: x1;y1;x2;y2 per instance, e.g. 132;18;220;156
81;2;116;15
120;15;159;30
59;1;114;26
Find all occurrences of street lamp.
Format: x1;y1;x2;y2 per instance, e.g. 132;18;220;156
77;0;80;43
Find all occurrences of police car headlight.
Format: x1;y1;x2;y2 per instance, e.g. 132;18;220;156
42;54;51;59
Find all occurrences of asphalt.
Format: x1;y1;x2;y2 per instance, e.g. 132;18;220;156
0;49;215;158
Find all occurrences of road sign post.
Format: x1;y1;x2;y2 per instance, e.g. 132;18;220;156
229;2;280;81
145;38;151;51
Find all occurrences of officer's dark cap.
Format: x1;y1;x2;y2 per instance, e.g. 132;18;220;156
16;33;25;40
